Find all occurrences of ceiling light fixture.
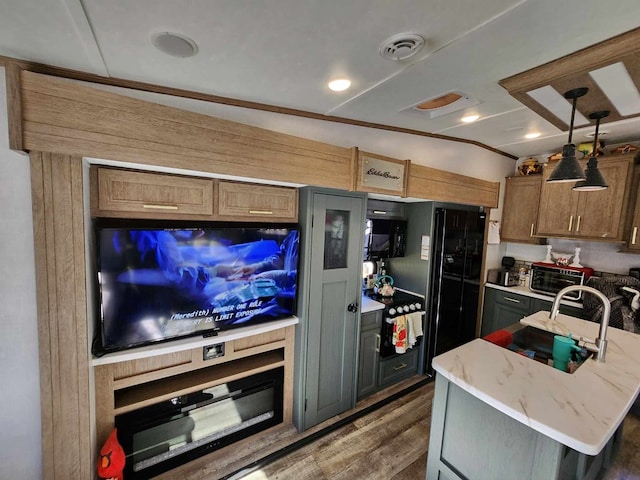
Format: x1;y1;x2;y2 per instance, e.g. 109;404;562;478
547;88;588;183
152;32;198;58
525;132;541;139
328;79;351;92
461;114;479;123
573;111;609;191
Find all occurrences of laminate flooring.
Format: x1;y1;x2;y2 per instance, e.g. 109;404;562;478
231;381;640;480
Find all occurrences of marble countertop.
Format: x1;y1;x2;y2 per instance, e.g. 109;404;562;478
361;294;385;313
432;311;640;455
485;283;583;309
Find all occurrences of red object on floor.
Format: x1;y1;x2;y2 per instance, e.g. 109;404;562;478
97;428;125;480
483;329;513;348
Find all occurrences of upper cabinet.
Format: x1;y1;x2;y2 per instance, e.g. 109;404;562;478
216;180;298;222
91;167;215;220
91;166;298;222
624;166;640;251
536;155;634;241
500;175;543;244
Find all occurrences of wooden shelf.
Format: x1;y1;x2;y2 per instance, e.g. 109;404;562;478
114;349;284;415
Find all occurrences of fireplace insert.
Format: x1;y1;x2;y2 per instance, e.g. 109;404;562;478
115;367;284;479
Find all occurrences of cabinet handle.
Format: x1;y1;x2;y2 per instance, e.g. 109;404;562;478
393;363;408;371
568;215;574;231
375;334;381;353
576;215;581;232
143;204;179;210
503;297;521;304
633;226;638;245
530;223;535;238
248;210;274;215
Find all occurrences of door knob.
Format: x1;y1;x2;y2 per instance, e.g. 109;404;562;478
347;303;359;313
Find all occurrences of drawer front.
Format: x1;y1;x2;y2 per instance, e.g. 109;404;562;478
94;167;214;218
361;310;382;331
495;291;531;311
378;349;418;387
216;180;298;221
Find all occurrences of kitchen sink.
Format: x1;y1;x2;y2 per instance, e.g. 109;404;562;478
500;324;591;374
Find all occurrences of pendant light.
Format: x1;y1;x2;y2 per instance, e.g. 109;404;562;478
573;111;609;191
547;88;588;183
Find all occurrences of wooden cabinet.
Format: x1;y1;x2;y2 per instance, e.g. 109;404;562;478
91;166;215;219
216;180;298;222
500;175;543;244
537;156;633;240
624;166;640;251
94;324;295;479
91;167;299;222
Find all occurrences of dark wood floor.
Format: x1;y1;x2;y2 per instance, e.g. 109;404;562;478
230;380;640;480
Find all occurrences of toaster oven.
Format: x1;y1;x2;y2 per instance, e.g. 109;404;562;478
529;262;593;300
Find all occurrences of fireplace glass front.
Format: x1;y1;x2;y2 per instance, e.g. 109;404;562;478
115;367;284;479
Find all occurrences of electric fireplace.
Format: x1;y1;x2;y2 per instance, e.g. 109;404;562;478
115;367;284;479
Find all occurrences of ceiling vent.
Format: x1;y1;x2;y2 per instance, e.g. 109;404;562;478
380;33;425;61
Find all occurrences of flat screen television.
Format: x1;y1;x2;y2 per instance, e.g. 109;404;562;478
92;222;299;355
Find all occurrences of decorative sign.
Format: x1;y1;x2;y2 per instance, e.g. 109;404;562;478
358;153;407;195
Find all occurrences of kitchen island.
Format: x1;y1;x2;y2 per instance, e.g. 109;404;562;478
426;311;640;480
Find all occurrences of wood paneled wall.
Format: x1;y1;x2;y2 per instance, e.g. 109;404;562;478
20;71;354;191
408;163;500;208
30;152;91;480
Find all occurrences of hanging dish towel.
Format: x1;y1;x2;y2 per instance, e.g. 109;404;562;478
406;312;424;348
392;315;407;354
487;221;501;244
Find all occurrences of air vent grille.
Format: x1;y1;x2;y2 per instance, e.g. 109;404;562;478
380;33;425;61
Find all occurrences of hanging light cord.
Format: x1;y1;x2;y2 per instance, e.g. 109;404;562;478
567;96;578;144
591;116;601;155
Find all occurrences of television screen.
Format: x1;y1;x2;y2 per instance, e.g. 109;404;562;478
94;224;299;354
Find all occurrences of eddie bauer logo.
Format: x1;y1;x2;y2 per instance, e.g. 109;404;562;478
366;168;400;180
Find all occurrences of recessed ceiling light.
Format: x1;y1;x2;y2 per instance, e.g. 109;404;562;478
525;132;541;139
461;114;479;123
328;79;351;92
152;32;198;58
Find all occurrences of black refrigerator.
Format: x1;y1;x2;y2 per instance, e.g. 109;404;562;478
425;207;486;376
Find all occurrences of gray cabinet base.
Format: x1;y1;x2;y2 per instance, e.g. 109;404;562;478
426;373;621;480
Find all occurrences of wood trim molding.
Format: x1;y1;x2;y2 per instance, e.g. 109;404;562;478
500;27;640;94
500;27;640;131
5;62;23;151
30;152;91;480
0;55;517;160
407;164;500;208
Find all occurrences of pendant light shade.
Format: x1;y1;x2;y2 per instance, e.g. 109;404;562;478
573;111;609;191
547;88;588;183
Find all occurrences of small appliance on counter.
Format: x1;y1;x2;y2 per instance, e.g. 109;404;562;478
486;256;519;287
529;262;594;300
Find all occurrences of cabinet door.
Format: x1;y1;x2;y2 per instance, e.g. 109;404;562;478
537;163;579;237
92;167;214;219
574;157;631;240
627;167;640;251
500;176;543;244
357;328;380;400
216;180;298;222
530;297;584;319
481;287;530;336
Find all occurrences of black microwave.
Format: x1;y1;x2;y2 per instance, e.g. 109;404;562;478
365;218;407;260
529;262;594;300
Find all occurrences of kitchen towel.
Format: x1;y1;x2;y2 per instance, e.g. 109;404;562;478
392;315;407;354
406;312;424;348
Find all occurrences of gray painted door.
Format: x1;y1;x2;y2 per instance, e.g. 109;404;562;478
304;193;364;428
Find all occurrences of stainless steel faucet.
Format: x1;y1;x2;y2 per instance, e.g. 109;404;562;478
549;285;611;362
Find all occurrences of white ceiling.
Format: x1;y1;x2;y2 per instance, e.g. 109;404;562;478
2;0;640;159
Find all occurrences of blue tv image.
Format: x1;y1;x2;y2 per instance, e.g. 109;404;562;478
94;225;299;354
